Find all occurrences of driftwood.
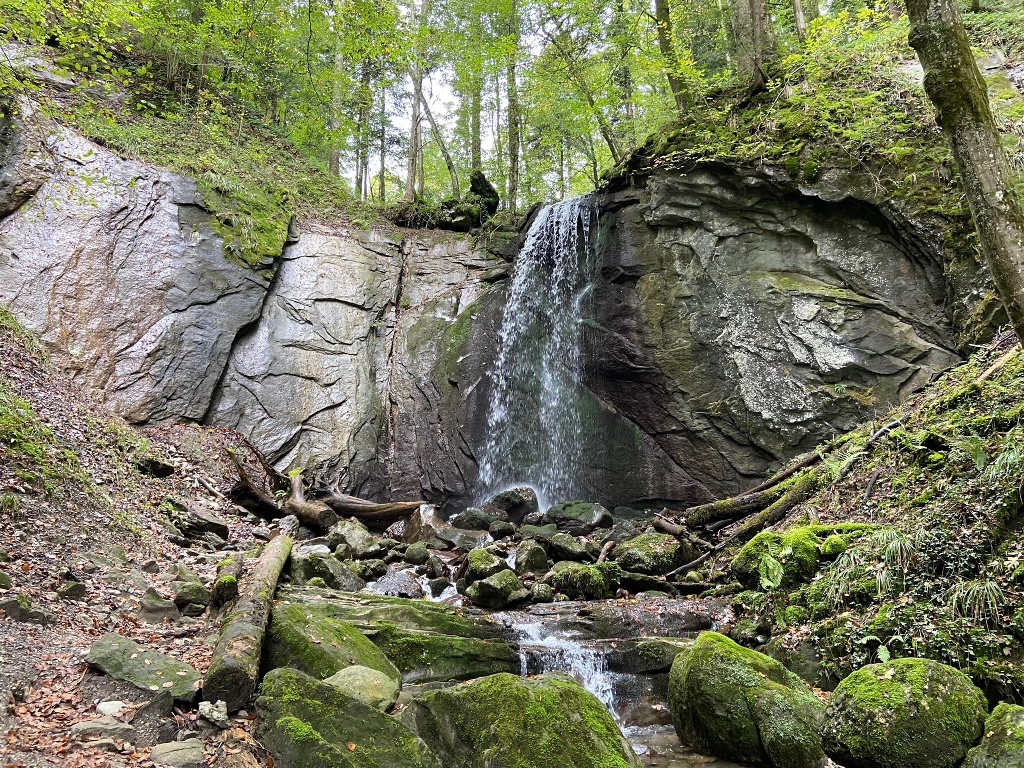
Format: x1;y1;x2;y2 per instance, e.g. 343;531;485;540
204;533;292;712
226;441;420;531
596;541;615;563
211;555;244;608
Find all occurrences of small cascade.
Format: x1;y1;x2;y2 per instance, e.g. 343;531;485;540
478;196;598;507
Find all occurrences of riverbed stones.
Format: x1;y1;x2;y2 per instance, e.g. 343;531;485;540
86;633;202;704
613;532;695;576
668;631;826;768
400;672;642;768
324;664;401;711
449;506;507;530
256;667;439;768
548;562;621;600
964;703;1024;768
464;569;523;609
547;532;592;562
404;541;430;565
328;518;376;558
821;657;988;768
290;542;366;591
543;501;613;536
482;487;539;524
264;601;401;682
513;540;551;575
466;548;505;583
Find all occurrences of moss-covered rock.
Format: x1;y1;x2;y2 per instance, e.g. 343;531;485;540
820;534;847;560
514;540;551;575
543;501;613;536
85;633;202;704
264;602;401;682
370;621;519;683
291;544;366;591
964;702;1024;768
400;672;642;768
612;533;695;576
255;667;438;768
464;569;524;609
404;542;430;565
549;562;621;599
323;665;400;712
547;533;591;562
822;657;988;768
732;527;822;589
668;631;825;768
466;548;505;583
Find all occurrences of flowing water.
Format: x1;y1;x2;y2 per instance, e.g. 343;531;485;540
478;196;598;508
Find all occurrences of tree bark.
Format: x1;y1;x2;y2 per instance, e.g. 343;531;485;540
907;0;1024;340
420;89;460;197
204;533;292;712
506;0;521;215
404;66;422;202
793;0;807;41
731;0;771;87
654;0;688;115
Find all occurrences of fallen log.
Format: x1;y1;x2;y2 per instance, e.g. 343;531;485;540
211;555;244;609
320;493;422;524
204;532;292;712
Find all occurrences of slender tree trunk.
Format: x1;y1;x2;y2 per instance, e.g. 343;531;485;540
793;0;807;41
506;1;521;216
329;47;344;177
470;79;483;171
420;89;460;197
731;0;771;86
906;0;1024;340
889;0;903;20
404;66;422;202
379;88;387;201
558;138;566;200
654;0;688;115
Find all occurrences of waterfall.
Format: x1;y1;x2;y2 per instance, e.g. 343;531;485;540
478;196;597;508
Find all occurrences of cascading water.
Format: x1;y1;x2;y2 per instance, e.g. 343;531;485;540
478;196;597;507
513;621;616;713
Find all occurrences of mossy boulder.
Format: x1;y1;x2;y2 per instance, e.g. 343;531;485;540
291;543;366;591
400;672;642;768
323;665;401;712
668;631;826;768
821;658;988;768
819;534;847;560
548;533;591;562
543;501;613;536
265;602;401;682
514;540;552;575
482;486;539;525
607;638;692;674
85;633;202;704
732;527;821;589
466;548;506;583
450;507;508;531
964;703;1024;768
404;542;430;565
327;519;376;558
612;533;695;576
256;667;439;768
464;569;524;609
549;562;622;599
371;621;520;683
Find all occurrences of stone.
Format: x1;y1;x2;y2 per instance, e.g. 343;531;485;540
403;506;451;548
401;672;642;768
529;582;554;603
290;542;365;591
0;569;10;589
170;580;211;609
0;595;54;624
482;487;540;525
70;715;137;741
362;538;401;560
168;501;230;541
435;526;489;553
607;638;692;674
323;664;401;711
149;739;205;768
669;631;826;768
489;520;515;540
547;532;592;562
543;501;613;536
519;523;557;540
257;668;439;768
732;527;822;589
86;633;202;704
58;581;87;601
548;562;621;600
352;559;388;581
822;658;988;768
449;506;507;530
619;570;673;594
513;540;551;575
465;548;505;583
198;699;230;729
404;541;430;565
139;587;180;623
141;559;160;574
96;700;126;716
427;577;451;597
370;569;425;599
964;703;1024;768
613;532;697;576
264;601;401;682
464;569;524;609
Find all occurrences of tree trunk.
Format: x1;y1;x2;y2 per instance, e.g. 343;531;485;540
732;0;771;87
654;0;688;115
506;56;520;214
907;0;1024;340
470;78;482;170
404;66;422;202
793;0;807;41
204;533;292;712
420;90;460;197
379;87;387;201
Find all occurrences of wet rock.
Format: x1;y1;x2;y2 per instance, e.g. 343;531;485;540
607;638;692;674
543;501;613;536
86;633;202;704
401;672;642;768
404;542;430;565
352;559;388;581
327;518;376;558
449;506;507;531
363;538;402;560
489;520;515;540
548;562;621;600
965;702;1024;768
264;601;401;682
150;739;205;768
619;571;674;595
669;631;826;768
324;664;401;711
436;526;489;553
547;532;592;562
403;506;449;547
466;548;506;583
482;487;539;525
370;569;425;599
290;541;366;591
513;540;551;576
138;588;180;624
613;532;696;576
424;556;447;579
464;570;524;609
256;667;438;768
427;577;451;597
822;658;988;768
519;523;557;540
529;582;554;603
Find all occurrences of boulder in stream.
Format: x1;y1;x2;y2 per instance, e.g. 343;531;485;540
400;672;642;768
464;569;525;609
668;631;826;768
543;501;613;536
482;487;539;525
613;532;696;576
548;562;621;600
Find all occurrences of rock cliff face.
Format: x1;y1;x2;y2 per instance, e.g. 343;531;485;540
0;112;986;509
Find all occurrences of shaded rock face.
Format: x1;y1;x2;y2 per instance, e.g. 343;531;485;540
0;119;272;424
591;166;964;496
